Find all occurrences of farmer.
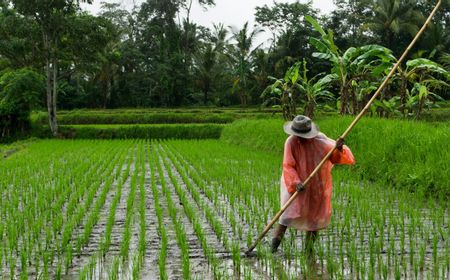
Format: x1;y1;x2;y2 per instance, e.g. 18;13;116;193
271;115;355;255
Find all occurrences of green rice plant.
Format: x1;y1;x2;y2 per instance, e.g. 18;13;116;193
109;256;120;280
119;157;138;261
231;241;241;275
159;227;168;280
101;151;133;256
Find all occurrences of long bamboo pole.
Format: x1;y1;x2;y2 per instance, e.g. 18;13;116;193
245;0;442;256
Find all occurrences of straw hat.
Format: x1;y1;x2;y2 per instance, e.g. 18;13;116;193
283;115;320;139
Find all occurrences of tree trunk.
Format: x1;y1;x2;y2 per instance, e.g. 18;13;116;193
203;89;208;105
104;76;112;108
400;75;407;116
239;89;247;107
339;84;347;115
43;32;58;136
45;59;58;136
305;100;315;118
351;89;357;115
50;57;58;136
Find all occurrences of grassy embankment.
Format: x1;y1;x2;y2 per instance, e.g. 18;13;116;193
221;117;449;198
30;108;280;139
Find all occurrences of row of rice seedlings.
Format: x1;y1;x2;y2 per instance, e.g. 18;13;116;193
100;147;134;257
108;141;145;279
57;143;127;278
65;142;131;276
162;142;273;277
76;146;126;244
327;177;449;279
167;140;449;279
131;141;148;278
158;143;223;276
1;144;78;269
147;142;168;280
1;141;122;279
164;141;261;241
160;143;230;249
119;144;140;262
153;143;191;279
75;142;136;279
165;141;266;234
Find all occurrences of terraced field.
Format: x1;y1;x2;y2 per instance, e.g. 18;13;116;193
0;140;448;279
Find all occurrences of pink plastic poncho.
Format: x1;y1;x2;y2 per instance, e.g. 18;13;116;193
279;133;355;231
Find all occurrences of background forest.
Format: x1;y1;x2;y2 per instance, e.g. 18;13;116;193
0;0;449;136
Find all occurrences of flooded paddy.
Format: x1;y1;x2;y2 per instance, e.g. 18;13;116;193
0;140;448;279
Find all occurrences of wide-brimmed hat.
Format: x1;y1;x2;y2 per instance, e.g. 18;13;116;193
283;115;320;139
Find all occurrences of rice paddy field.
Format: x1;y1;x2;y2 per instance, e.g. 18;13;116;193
1;134;448;279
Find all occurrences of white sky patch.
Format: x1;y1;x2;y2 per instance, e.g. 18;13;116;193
81;0;336;47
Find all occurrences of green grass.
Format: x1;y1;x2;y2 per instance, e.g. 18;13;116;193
32;112;235;125
30;108;282;125
33;124;224;139
221;117;450;198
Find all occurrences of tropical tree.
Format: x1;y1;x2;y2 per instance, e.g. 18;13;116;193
96;4;129;108
296;59;336;118
229;22;262;106
365;0;424;54
397;58;449;118
255;1;318;77
261;62;302;120
327;0;374;49
194;43;217;105
0;68;44;138
306;15;396;115
11;0;93;136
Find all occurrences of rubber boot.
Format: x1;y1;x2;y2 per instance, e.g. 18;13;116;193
271;224;287;253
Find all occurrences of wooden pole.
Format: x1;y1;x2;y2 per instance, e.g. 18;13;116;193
245;0;442;255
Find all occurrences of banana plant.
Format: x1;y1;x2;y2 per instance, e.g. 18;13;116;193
261;60;336;119
260;62;301;120
296;59;336;118
396;58;449;118
306;15;395;115
371;96;401;118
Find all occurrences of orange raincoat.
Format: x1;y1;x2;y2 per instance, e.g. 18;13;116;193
280;133;355;231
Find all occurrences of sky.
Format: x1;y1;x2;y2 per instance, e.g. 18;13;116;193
81;0;336;45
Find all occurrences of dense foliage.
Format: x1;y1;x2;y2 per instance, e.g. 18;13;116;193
0;0;449;136
0;68;43;138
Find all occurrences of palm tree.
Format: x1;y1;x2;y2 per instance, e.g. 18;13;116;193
194;24;229;105
229;22;263;106
366;0;424;52
194;43;216;105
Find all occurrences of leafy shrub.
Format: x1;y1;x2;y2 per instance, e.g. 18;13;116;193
221;117;450;198
0;68;44;140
